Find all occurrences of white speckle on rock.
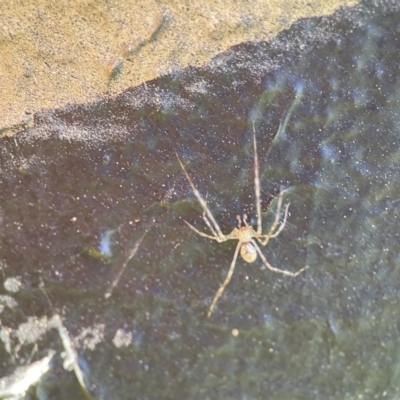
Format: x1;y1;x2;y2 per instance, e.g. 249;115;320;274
113;329;132;348
4;277;22;293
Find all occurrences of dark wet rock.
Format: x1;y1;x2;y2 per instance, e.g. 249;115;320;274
1;1;400;399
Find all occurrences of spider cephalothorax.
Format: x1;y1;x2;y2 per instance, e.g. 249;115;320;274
176;123;308;317
234;215;257;263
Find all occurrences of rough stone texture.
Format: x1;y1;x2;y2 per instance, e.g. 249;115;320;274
2;2;400;398
0;0;358;134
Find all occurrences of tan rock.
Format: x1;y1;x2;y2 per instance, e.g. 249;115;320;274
0;0;358;135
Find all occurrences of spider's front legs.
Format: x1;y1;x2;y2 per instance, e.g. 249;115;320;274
176;151;225;239
201;193;220;239
184;220;227;243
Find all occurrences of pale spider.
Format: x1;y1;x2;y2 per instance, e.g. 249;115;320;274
176;123;308;317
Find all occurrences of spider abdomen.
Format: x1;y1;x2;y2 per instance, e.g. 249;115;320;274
240;242;257;263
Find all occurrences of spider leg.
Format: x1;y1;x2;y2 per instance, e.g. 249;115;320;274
201;192;219;238
251;239;308;277
202;213;219;238
176;151;226;240
207;241;241;317
252;122;262;236
184;220;226;242
257;189;286;246
269;202;290;239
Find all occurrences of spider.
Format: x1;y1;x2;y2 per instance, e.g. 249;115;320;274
176;123;308;317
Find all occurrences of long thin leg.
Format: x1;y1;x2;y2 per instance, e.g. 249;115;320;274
251;239;308;277
269;203;289;239
176;151;226;239
201;193;219;238
252;122;262;235
207;241;241;317
184;220;226;242
202;214;219;238
258;189;286;246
